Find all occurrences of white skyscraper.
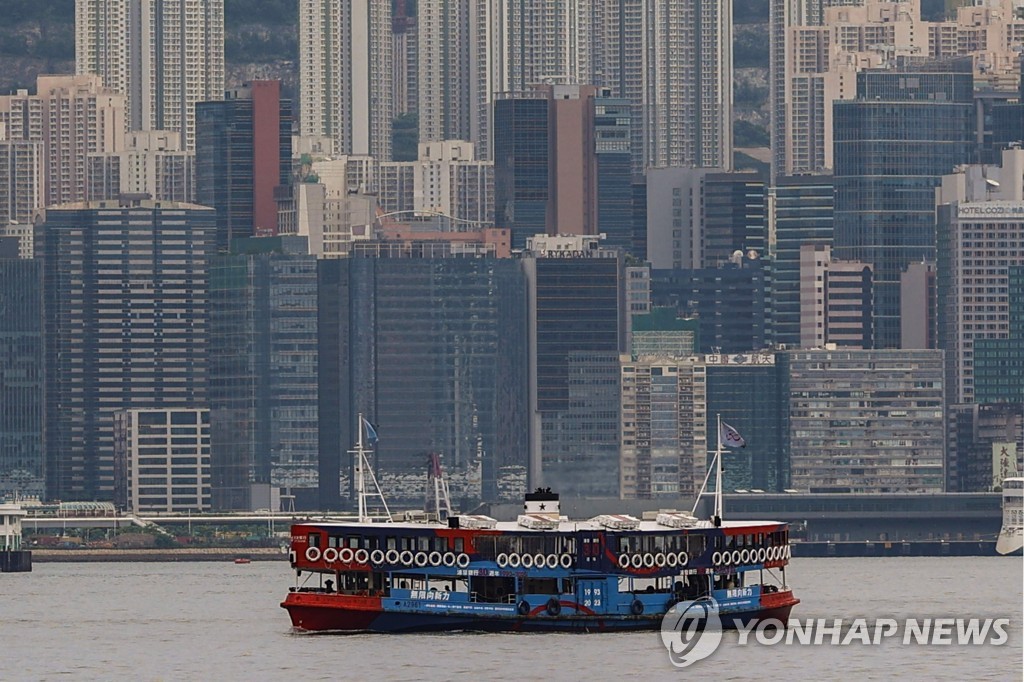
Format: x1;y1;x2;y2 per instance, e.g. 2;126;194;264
299;0;393;160
75;0;225;152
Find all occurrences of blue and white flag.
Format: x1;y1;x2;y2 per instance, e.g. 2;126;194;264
362;418;378;445
719;421;746;449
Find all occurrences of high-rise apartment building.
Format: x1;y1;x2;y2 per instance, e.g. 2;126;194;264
87;130;195;203
770;0;1024;180
39;198;215;502
299;0;393;159
799;244;873;349
75;0;225;151
974;266;1024;405
782;349;945;493
0;120;43;226
936;147;1024;404
833;59;976;349
620;358;707;500
0;75;126;207
196;81;293;252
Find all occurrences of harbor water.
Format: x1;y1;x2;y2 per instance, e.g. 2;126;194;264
2;557;1021;680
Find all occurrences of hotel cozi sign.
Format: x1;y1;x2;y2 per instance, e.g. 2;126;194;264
957;202;1024;219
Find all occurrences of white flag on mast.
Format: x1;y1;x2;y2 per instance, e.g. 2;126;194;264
719;421;746;448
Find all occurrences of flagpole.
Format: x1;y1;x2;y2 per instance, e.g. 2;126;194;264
714;413;724;526
357;412;366;523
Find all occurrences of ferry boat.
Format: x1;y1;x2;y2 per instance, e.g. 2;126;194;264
996;477;1023;556
280;417;799;633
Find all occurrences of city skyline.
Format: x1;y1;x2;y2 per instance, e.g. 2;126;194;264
0;0;1021;512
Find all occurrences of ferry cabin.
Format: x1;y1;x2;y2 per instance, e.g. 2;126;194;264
286;511;794;625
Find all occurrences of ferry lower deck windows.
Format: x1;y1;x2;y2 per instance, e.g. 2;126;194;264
307;533;321;548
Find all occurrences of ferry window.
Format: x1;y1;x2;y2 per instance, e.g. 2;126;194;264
560;537;576;554
327;535;339;548
401;536;415;551
688;535;706;556
386;536;397;551
453;537;464;553
418;536;430;552
432;537;446;553
347;535;360;549
619;536;633;553
307;533;321;548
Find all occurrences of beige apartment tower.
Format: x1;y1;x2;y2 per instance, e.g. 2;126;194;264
75;0;225;151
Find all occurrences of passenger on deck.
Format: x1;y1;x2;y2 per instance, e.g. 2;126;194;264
324;579;334;593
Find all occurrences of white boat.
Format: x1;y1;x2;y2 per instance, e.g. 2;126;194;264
995;477;1023;556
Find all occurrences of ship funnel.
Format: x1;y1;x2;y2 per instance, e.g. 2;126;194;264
523;488;560;518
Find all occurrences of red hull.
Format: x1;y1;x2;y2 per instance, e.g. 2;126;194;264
281;591;800;634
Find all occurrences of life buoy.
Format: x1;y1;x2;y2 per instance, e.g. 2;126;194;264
546;598;562;617
508;553;521;568
305;546;321;562
534;553;546;569
399;550;414;565
517;600;531;616
785;545;792;560
631;554;645;570
711;551;723;565
643;554;656;569
414;551;429;567
428;551;443;566
457;553;471;568
654;553;667;568
354;549;369;564
559;554;573;569
768;546;777;562
339;547;354;563
740;549;750;564
521;553;534;568
370;549;385;565
385;549;400;564
630;599;644;615
677;551;688;567
666;552;679;568
618;553;631;569
757;548;767;563
442;552;457;567
545;554;560;569
322;547;339;563
497;553;509;568
731;550;743;565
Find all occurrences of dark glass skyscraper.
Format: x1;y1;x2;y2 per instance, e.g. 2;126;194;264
209;236;319;511
706;358;788;492
318;255;529;509
651;255;771;353
196;81;293;253
524;239;624;496
494;95;549;248
40;199;215;502
771;174;833;348
0;257;43;499
833;59;976;348
494;85;634;252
